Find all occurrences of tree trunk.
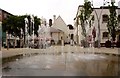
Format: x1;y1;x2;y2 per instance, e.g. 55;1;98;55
6;32;9;50
20;38;21;48
14;35;16;49
20;37;22;48
24;31;26;48
97;20;101;48
7;39;9;50
112;27;116;48
7;38;9;50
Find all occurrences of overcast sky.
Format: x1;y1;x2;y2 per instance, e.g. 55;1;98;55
0;0;119;25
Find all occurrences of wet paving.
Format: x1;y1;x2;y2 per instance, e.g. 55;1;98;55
2;51;119;76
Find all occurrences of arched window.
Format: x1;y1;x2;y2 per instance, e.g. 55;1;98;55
102;14;109;23
71;34;74;40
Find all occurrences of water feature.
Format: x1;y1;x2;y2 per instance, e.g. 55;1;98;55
24;17;29;48
2;50;119;76
38;21;51;49
25;15;41;49
2;16;119;76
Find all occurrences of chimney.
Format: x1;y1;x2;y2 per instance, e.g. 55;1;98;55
53;15;56;22
49;19;52;27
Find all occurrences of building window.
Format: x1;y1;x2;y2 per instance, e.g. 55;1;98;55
102;14;109;23
71;34;74;39
4;13;7;19
0;12;1;15
118;15;120;22
103;32;109;38
67;24;74;30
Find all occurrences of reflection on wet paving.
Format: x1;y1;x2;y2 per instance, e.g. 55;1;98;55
2;52;119;76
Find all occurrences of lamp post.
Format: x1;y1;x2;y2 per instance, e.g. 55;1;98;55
91;0;109;48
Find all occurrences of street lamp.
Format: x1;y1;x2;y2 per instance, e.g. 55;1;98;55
91;0;109;48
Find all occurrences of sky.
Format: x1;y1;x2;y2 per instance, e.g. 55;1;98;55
0;0;120;25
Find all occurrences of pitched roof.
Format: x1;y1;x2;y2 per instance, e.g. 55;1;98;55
0;8;13;16
50;27;62;33
52;16;69;35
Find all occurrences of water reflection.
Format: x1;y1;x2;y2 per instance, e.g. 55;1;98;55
2;52;119;76
73;55;118;76
3;66;11;72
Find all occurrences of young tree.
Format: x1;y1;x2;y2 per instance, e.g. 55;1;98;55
2;16;17;49
2;15;41;49
2;16;22;48
19;15;40;47
107;1;118;47
79;0;93;47
34;16;41;37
